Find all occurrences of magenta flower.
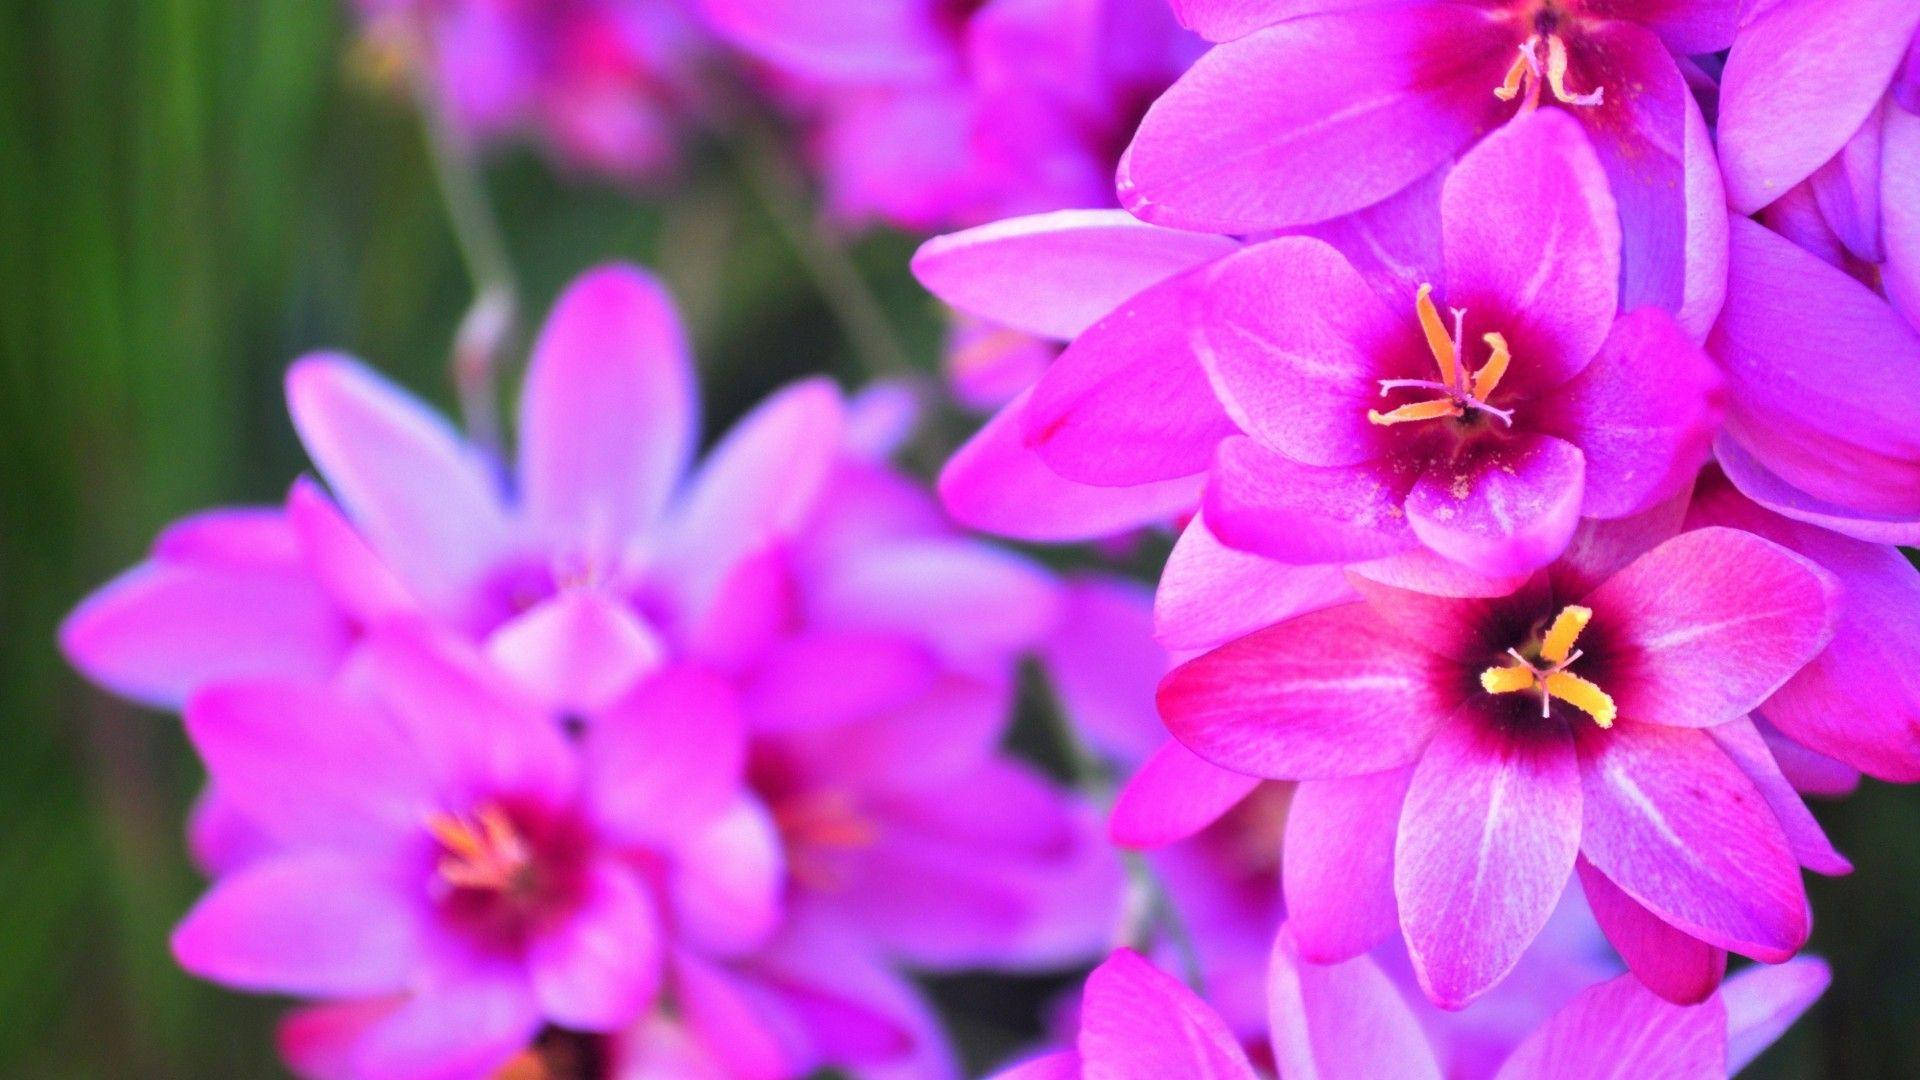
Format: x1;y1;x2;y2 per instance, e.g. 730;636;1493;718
1156;521;1836;1007
1123;0;1732;332
355;0;703;178
172;626;772;1076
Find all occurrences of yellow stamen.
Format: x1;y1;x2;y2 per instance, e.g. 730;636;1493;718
1415;283;1457;387
1544;34;1603;106
1539;604;1591;665
1369;398;1464;426
427;806;531;892
1472;332;1512;400
1480;664;1538;695
1544;670;1616;728
1494;48;1530;102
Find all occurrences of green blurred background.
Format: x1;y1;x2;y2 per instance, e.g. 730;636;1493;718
0;2;1913;1075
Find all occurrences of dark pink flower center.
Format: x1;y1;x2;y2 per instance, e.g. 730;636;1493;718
1494;4;1604;109
427;798;591;951
1368;284;1516;430
1478;603;1617;728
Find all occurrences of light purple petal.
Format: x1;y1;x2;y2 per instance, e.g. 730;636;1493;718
664;798;786;958
1583;528;1837;728
1714;434;1920;545
528;860;662;1031
1708;719;1851;876
939;390;1202;543
1883;105;1920;324
912;210;1238;340
1111;740;1262;848
696;0;953;81
1396;716;1581;1009
172;854;420;997
1577;720;1809;962
1490;971;1727;1080
1267;925;1443;1080
990;1051;1081;1080
485;590;666;715
1722;956;1832;1074
1285;767;1411;962
1577;857;1726;1006
1441;108;1620;379
1025;269;1239;486
1156;512;1358;652
1544;309;1720;519
1719;0;1920;212
587;665;747;848
1041;576;1171;763
1159;602;1452;779
518;264;695;551
1077;949;1260;1079
1404;433;1586;578
1119;4;1512;231
349;963;542;1080
284;353;511;610
741;632;938;732
1204;437;1418;565
807;539;1061;666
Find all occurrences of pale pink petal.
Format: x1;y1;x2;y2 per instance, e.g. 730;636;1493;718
1111;740;1262;848
284;354;510;609
1404;433;1586;578
696;0;952;81
1583;528;1837;728
518;264;696;549
1284;767;1411;963
1714;435;1920;546
664;798;786;958
807;539;1061;666
1159;603;1452;779
740;632;938;733
1204;437;1419;565
1118;5;1512;231
484;590;666;715
1025;269;1239;485
1396;717;1581;1009
939;390;1202;543
349;963;542;1080
172;854;420;998
911;210;1239;340
1077;950;1260;1079
1577;857;1725;1006
1156;512;1358;652
1042;576;1171;763
587;665;747;848
1708;719;1851;876
1441;109;1620;379
1577;721;1809;962
1267;925;1443;1080
1722;956;1831;1074
1490;972;1727;1080
990;1051;1081;1080
527;860;662;1031
286;476;415;624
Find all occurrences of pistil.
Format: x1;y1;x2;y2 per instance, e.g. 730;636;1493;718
1495;34;1603;109
1368;285;1516;428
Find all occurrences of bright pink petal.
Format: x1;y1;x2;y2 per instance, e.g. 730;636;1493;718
349;963;542;1080
1111;740;1262;847
1577;720;1809;962
911;210;1239;340
1719;0;1920;212
518;264;695;550
587;665;747;848
1156;512;1358;652
1596;0;1739;53
1490;972;1727;1080
1708;719;1851;876
1025;269;1239;485
1159;603;1452;780
1544;309;1720;519
485;590;666;715
1577;857;1725;1006
1722;956;1832;1074
1204;437;1419;564
1118;4;1512;231
1077;950;1260;1080
741;632;938;732
990;1051;1081;1080
1404;433;1586;578
1267;926;1443;1080
1714;434;1920;545
172;854;420;997
284;354;510;609
1441;108;1620;379
1042;576;1171;763
696;0;953;81
1712;218;1920;520
1196;235;1410;468
277;998;402;1080
286;476;415;624
1583;528;1837;728
1396;717;1581;1009
1284;767;1411;963
528;860;662;1031
665;798;786;958
939;391;1202;542
807;539;1060;666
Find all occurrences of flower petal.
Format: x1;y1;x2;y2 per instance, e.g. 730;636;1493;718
1404;432;1586;578
588;665;747;848
1267;925;1443;1080
664;798;786;958
1284;768;1412;963
912;210;1238;340
1204;437;1419;565
1042;576;1172;763
1159;603;1452;780
1156;512;1358;652
1722;956;1832;1074
808;539;1061;667
528;860;663;1031
1490;972;1727;1080
485;590;666;715
696;0;952;81
1111;740;1263;848
1396;716;1581;1009
518;265;696;551
1577;857;1725;1006
1077;949;1260;1079
1708;719;1851;876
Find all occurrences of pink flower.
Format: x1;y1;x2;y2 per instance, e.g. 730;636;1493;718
173;626;768;1076
1123;0;1731;327
1155;518;1837;1007
700;0;1202;230
355;0;703;178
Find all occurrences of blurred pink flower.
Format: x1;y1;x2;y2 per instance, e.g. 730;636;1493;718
1157;518;1837;1008
354;0;704;178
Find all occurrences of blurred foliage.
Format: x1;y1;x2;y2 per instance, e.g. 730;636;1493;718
0;0;1912;1076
